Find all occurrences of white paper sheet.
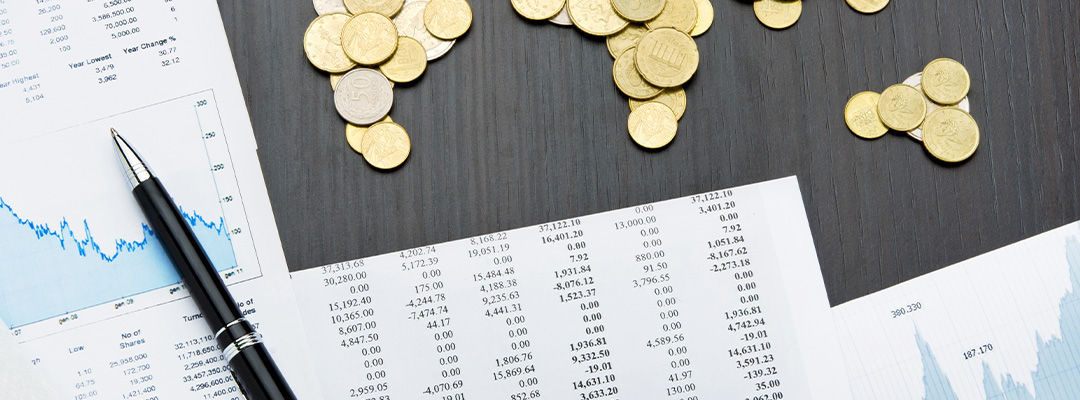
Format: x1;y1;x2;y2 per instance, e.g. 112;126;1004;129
0;0;319;398
291;176;853;400
834;221;1080;400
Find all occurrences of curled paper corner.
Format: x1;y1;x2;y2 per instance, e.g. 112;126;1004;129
0;319;63;400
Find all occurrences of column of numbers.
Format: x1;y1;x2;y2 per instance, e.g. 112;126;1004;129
617;204;699;399
320;260;390;400
466;233;543;400
400;245;466;400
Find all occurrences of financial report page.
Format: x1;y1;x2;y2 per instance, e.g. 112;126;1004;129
0;0;319;398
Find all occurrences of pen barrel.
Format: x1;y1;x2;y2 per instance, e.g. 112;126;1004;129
133;178;296;400
132;178;242;329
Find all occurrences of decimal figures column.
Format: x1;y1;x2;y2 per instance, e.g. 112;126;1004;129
539;218;621;400
318;260;392;400
693;190;784;400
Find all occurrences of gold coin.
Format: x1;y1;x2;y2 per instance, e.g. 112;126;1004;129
344;0;405;17
877;84;926;131
845;0;888;14
635;28;699;87
689;0;713;36
843;91;888;139
566;0;628;36
304;13;357;73
362;121;412;169
922;107;979;163
646;0;697;34
379;36;427;83
423;0;472;40
511;0;566;20
921;58;970;105
346;116;393;154
628;102;678;149
629;87;687;119
753;0;801;30
611;0;666;22
613;48;663;99
606;24;647;58
342;13;400;65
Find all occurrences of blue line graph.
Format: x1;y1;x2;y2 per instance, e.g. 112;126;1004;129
915;238;1080;400
0;195;237;328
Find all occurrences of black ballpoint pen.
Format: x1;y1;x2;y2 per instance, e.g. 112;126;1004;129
111;129;297;400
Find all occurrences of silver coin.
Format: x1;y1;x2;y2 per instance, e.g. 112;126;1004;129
313;0;348;15
549;5;572;26
334;68;394;125
393;1;455;61
901;72;970;141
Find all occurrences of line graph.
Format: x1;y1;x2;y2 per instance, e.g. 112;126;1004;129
0;196;232;263
835;223;1080;400
0;91;260;329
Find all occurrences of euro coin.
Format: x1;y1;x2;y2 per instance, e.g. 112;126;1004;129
689;0;713;36
628;102;678;149
346;116;393;154
646;0;698;34
567;0;628;36
845;0;888;14
362;122;412;169
423;0;472;40
606;24;647;58
342;13;400;65
549;5;572;25
843;91;888;139
314;0;348;15
611;0;666;22
379;36;428;83
304;13;356;73
902;72;970;141
394;1;456;61
345;0;405;17
753;0;801;30
922;107;979;163
512;0;566;20
613;48;663;99
333;70;396;89
635;28;699;87
921;58;970;105
877;84;925;131
334;68;394;125
629;87;687;119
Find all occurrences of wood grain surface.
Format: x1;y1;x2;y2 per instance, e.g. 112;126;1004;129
217;0;1080;305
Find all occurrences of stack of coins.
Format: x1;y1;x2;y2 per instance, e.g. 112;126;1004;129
512;0;713;149
844;58;979;163
305;0;472;170
752;0;889;30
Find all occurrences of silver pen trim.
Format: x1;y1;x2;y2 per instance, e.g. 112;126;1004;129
111;128;154;188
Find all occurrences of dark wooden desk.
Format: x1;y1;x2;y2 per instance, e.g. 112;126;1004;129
218;0;1080;305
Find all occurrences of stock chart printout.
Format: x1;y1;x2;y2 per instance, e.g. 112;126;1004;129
291;177;855;400
835;222;1080;400
0;0;319;398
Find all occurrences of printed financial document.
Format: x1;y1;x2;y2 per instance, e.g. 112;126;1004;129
292;177;853;400
834;221;1080;400
0;0;319;398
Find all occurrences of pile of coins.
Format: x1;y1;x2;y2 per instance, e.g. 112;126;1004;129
305;0;473;169
844;58;979;163
512;0;713;149
752;0;889;30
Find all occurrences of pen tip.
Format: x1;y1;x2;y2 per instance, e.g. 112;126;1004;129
110;128;120;139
